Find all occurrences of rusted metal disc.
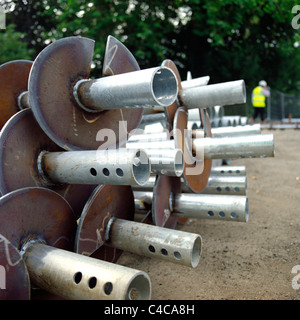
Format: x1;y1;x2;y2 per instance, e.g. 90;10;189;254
152;175;181;228
0;108;95;218
0;187;76;252
161;59;182;128
0;60;32;129
29;36;143;151
173;107;211;193
75;184;135;263
0;234;31;300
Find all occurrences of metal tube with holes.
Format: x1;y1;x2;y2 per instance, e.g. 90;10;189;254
106;218;202;268
201;176;247;195
74;67;178;112
39;148;150;186
210;166;246;176
126;143;184;177
172;193;249;222
180;80;246;109
23;242;151;300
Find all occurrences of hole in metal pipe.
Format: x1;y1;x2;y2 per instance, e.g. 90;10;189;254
88;277;97;289
148;245;155;253
102;168;110;176
152;68;178;106
90;168;97;176
219;211;225;218
74;272;82;284
161;248;168;256
103;282;113;295
208;211;214;217
174;251;182;260
116;168;124;177
231;212;238;219
132;150;150;185
126;274;151;300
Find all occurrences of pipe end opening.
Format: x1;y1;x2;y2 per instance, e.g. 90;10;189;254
191;235;202;268
126;274;151;300
152;67;178;106
132;150;150;186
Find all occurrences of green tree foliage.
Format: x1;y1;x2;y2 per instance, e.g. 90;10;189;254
0;24;34;64
1;0;299;93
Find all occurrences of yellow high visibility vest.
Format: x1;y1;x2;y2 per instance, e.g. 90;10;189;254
252;86;266;107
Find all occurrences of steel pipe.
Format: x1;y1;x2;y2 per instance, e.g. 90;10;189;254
23;242;151;300
17;91;31;110
138;112;170;132
106;218;202;268
193;124;261;139
201;176;247;195
181;76;210;89
128;131;170;143
134;191;153;213
126;138;183;176
39;149;150;186
192;134;275;159
134;188;248;222
142;148;184;177
172;193;249;222
74;67;178;112
132;176;156;192
210;166;246;176
180;80;246;109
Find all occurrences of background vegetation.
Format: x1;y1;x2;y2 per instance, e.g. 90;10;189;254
0;0;299;97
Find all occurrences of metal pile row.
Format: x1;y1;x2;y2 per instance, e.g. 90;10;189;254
0;35;274;300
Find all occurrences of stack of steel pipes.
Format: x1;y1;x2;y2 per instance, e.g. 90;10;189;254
0;35;274;300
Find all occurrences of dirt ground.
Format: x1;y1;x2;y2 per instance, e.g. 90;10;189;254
117;129;300;300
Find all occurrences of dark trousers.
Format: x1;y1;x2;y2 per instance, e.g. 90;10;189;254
253;107;265;121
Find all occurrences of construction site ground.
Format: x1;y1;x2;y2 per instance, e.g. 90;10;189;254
118;129;300;300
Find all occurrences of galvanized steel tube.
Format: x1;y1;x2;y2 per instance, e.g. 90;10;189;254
173;193;249;222
126;139;182;176
23;243;151;300
128;131;170;143
201;176;247;195
17;91;31;110
193;134;275;159
74;67;178;112
39;149;150;186
180;80;246;109
132;176;156;192
127;140;175;150
144;148;184;177
210;166;246;176
107;218;202;268
181;76;210;89
193;124;261;139
134;191;153;213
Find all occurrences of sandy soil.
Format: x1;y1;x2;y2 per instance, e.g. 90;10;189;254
118;129;300;300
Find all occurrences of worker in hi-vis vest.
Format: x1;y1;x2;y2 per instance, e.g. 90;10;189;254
250;80;270;124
